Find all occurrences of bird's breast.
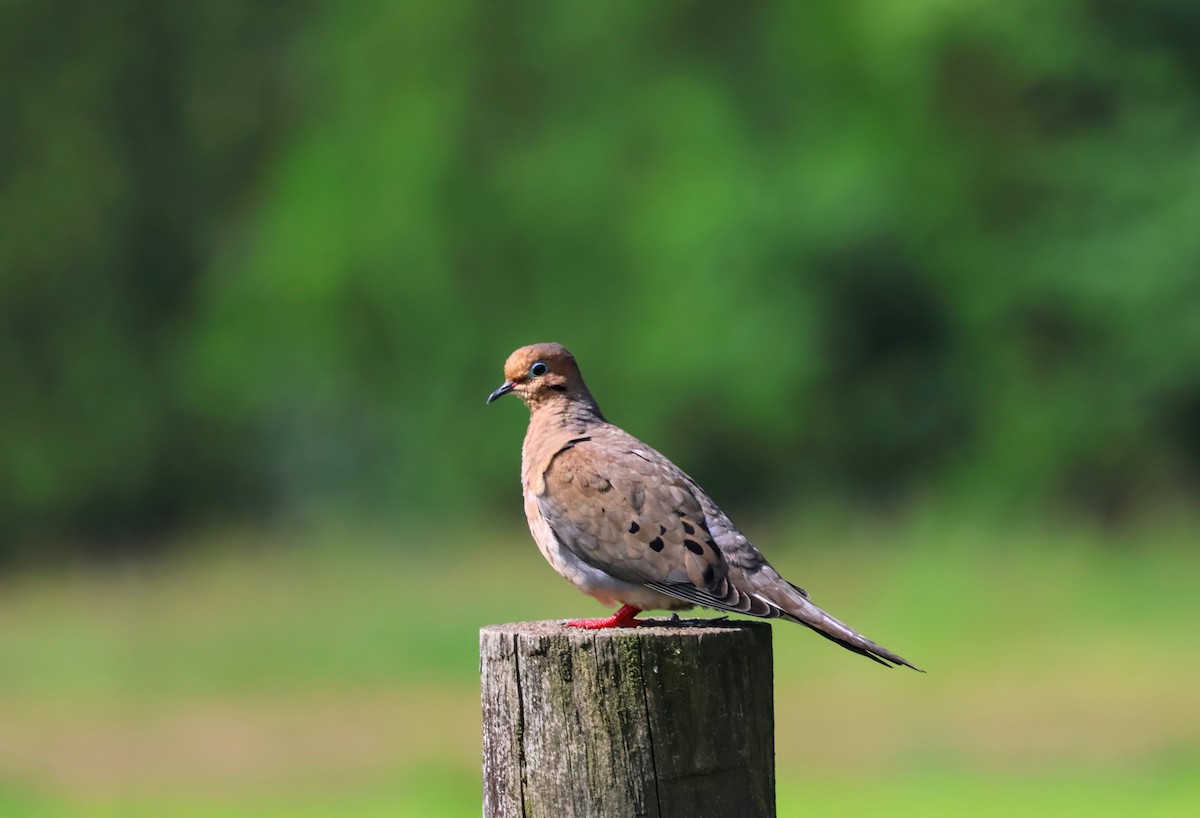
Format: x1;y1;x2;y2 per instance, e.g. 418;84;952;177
521;490;684;611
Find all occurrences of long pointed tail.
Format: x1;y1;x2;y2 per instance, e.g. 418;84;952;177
779;592;923;671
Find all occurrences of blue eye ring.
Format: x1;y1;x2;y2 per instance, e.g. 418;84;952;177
529;361;548;377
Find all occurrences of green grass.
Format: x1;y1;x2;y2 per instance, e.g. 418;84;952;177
1;515;1198;816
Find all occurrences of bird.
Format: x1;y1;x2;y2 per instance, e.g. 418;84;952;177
487;342;922;671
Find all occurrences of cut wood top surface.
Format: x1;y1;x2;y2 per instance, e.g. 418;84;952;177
481;618;769;639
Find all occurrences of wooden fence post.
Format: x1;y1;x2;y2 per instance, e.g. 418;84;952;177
481;619;775;818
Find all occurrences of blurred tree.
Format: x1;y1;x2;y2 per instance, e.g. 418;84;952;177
2;0;1198;558
0;1;317;554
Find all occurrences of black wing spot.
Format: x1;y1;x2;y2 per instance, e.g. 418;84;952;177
702;564;716;585
629;521;640;534
555;436;592;455
659;524;666;536
649;537;665;552
684;539;704;555
682;521;695;535
706;538;721;555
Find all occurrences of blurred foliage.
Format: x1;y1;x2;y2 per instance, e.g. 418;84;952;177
3;0;1200;557
0;521;1198;814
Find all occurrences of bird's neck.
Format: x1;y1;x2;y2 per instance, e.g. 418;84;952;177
527;394;605;435
521;397;606;489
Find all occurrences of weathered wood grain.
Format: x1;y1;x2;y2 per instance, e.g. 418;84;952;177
481;619;774;818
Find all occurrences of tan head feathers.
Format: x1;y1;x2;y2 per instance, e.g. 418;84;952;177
502;342;578;383
486;343;599;412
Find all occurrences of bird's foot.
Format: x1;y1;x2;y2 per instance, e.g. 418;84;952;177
567;604;642;629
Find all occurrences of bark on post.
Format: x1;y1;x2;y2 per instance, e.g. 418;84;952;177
481;619;775;818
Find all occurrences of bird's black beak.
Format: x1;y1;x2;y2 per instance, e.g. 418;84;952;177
487;381;516;404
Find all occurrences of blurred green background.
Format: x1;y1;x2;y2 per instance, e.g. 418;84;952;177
2;0;1198;815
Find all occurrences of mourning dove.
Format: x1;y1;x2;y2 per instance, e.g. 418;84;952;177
488;342;922;670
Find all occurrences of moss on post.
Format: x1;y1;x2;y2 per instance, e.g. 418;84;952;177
481;619;775;818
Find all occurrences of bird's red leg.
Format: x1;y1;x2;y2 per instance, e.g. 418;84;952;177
567;604;642;630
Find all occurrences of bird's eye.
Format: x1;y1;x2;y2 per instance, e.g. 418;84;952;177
529;361;548;377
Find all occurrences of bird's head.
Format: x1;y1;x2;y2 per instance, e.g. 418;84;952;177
487;342;597;412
